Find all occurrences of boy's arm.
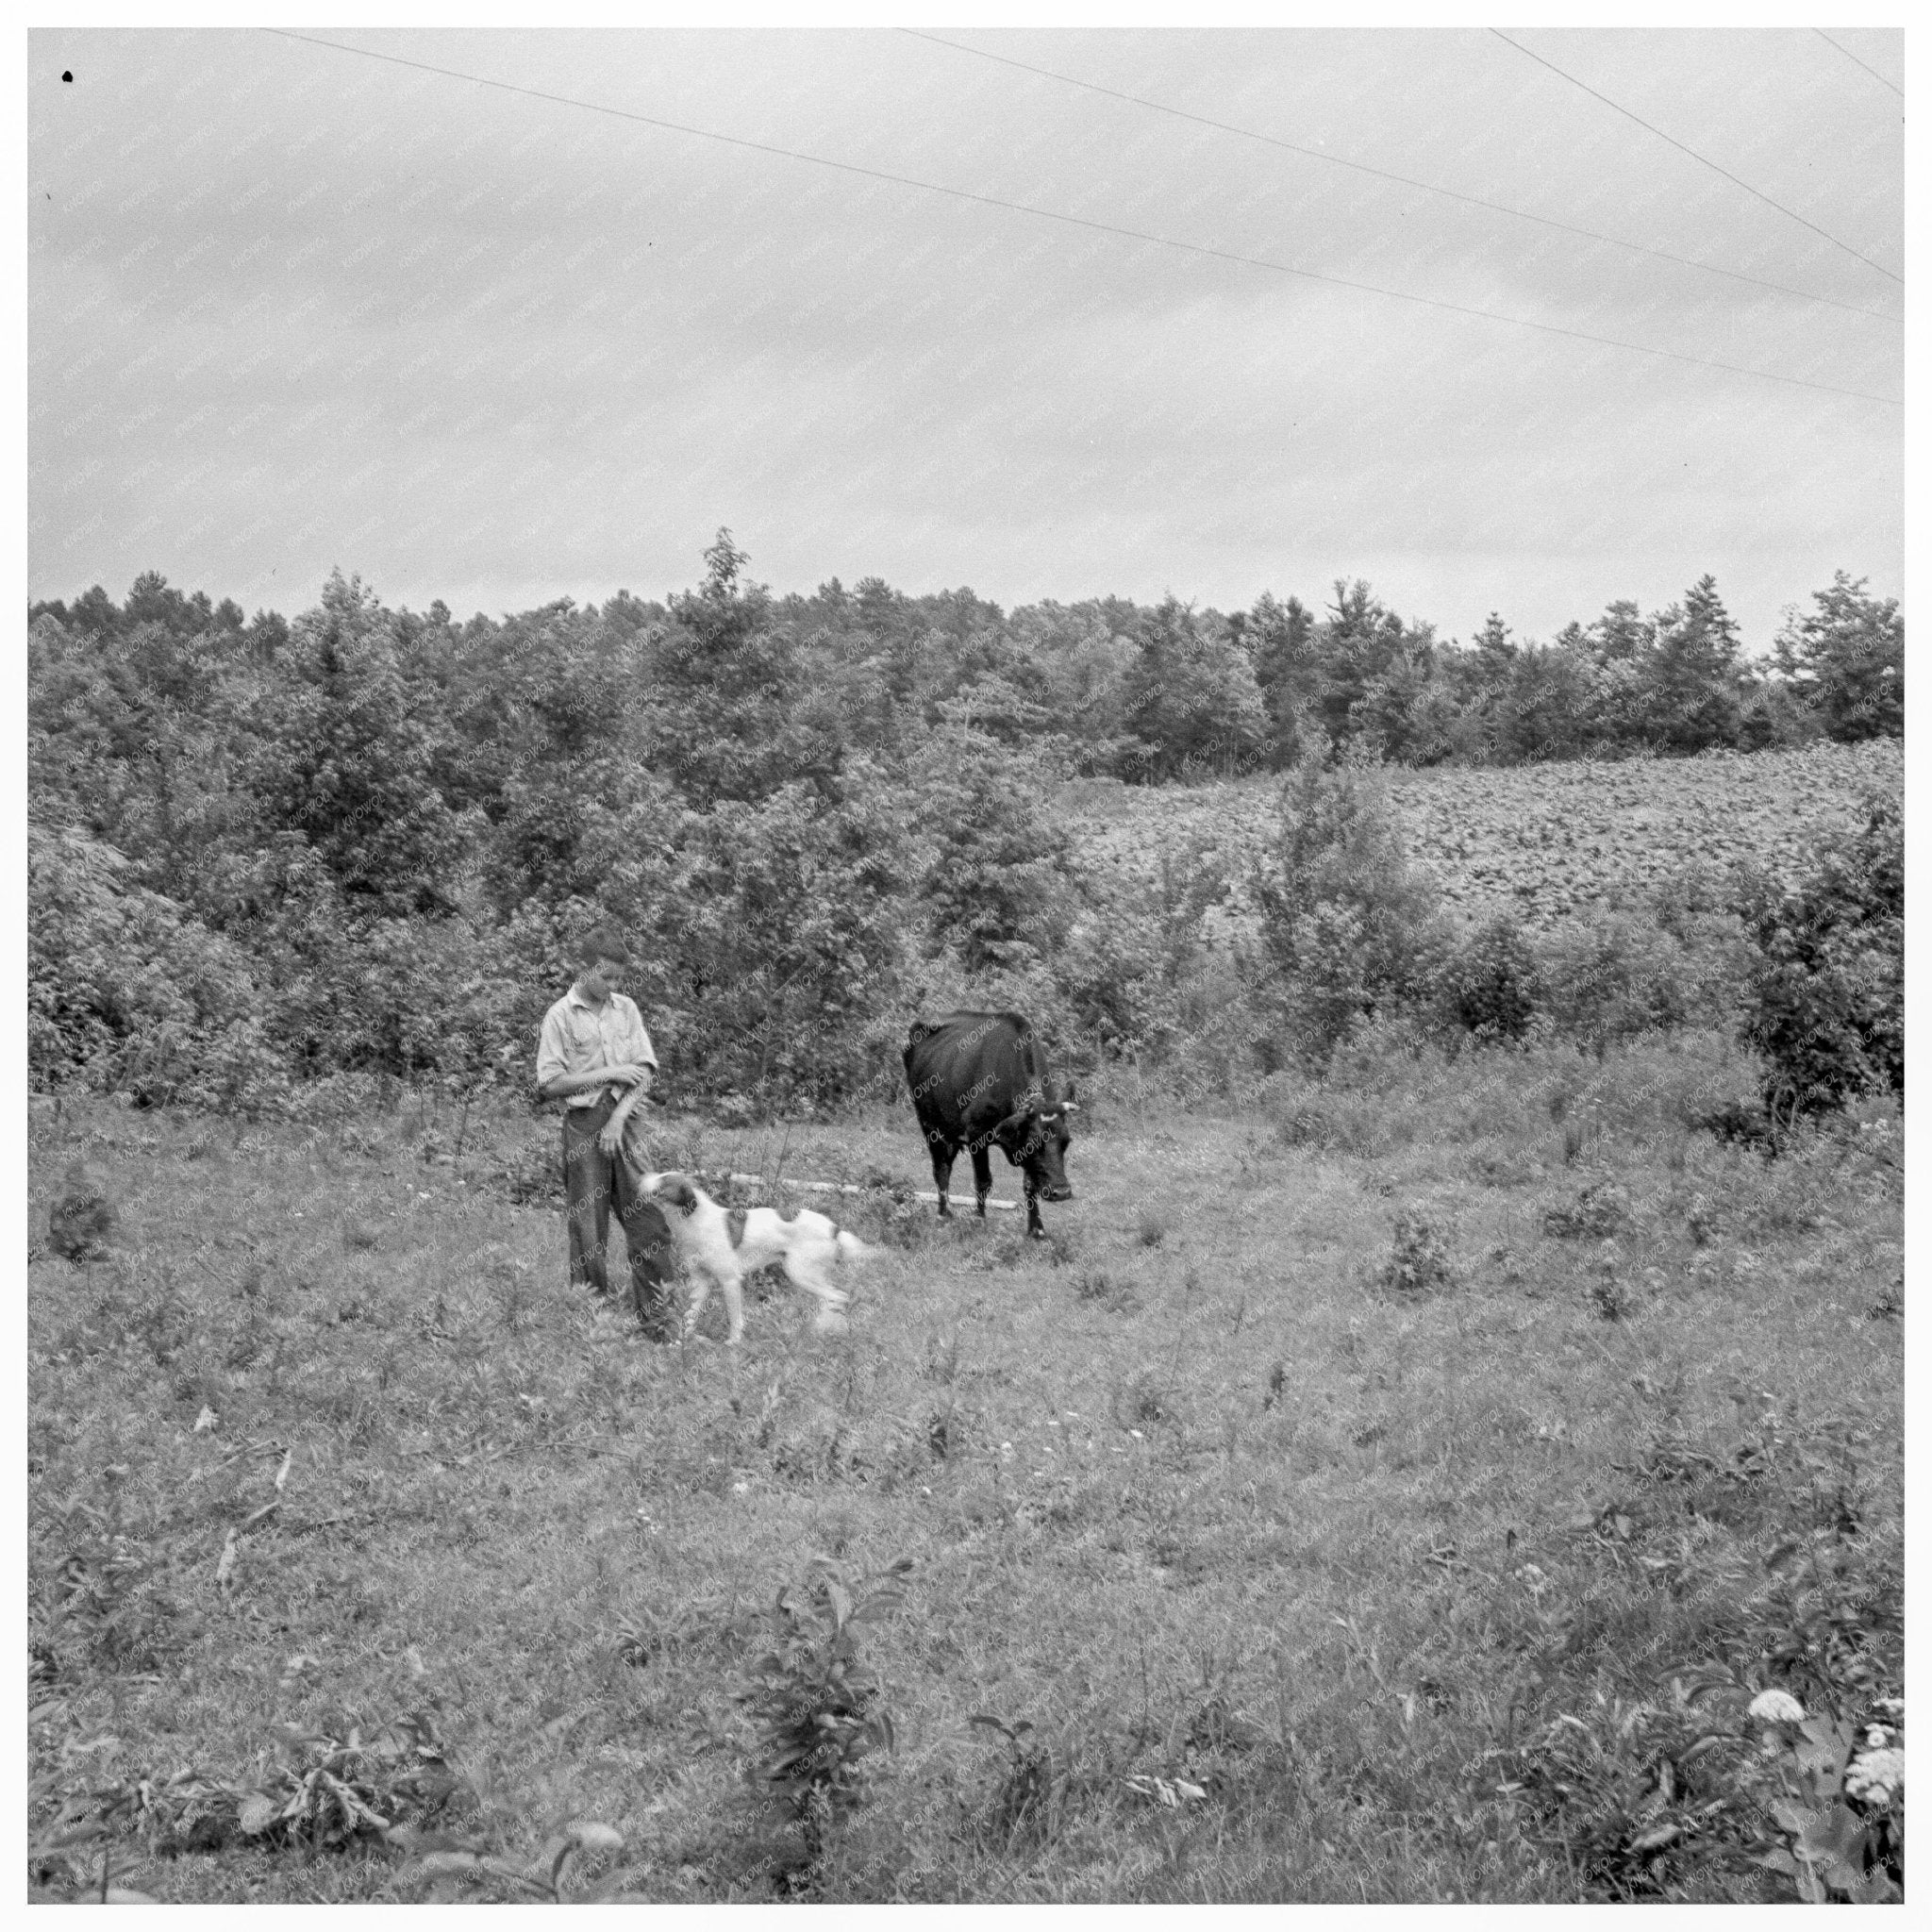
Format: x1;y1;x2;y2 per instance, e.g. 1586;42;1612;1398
598;1072;654;1155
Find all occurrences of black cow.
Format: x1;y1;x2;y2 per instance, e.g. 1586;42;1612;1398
903;1010;1076;1239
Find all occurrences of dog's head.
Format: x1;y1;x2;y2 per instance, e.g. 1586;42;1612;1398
641;1171;702;1218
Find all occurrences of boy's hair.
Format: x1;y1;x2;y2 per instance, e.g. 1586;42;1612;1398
578;925;631;967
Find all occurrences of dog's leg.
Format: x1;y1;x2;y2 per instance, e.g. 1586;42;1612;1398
720;1264;745;1346
786;1255;850;1331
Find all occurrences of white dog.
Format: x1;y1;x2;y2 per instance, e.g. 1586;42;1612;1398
632;1170;873;1344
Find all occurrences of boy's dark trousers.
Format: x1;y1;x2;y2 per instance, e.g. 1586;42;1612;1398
562;1094;675;1338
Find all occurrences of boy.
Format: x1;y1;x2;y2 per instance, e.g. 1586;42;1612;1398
535;927;675;1338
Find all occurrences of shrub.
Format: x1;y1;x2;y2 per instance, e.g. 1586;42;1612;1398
27;822;292;1112
1253;758;1449;1066
1540;909;1695;1054
909;725;1076;973
1739;793;1902;1124
1379;1211;1453;1293
1439;914;1545;1041
1543;1181;1632;1239
738;1556;910;1888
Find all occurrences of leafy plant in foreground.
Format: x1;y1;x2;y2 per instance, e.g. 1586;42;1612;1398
1734;1689;1903;1902
738;1555;910;1885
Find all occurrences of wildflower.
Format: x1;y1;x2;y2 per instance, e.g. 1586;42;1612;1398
1866;1725;1893;1750
1844;1747;1904;1808
1748;1689;1807;1724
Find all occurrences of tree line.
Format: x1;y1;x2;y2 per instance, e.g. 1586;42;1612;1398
26;536;1903;1120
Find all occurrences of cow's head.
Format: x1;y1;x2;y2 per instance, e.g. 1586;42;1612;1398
995;1082;1077;1202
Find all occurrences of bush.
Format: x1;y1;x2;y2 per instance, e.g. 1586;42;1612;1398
1379;1211;1453;1293
1541;908;1702;1054
1254;759;1447;1065
1543;1181;1632;1240
1739;793;1902;1123
737;1557;909;1890
27;822;292;1112
1438;914;1545;1041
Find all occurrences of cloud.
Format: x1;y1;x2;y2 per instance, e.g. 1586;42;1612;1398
28;26;1901;642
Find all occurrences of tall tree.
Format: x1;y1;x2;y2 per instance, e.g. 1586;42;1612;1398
1641;575;1744;752
1773;572;1904;741
1248;591;1317;767
1313;580;1406;745
258;570;463;916
1121;595;1267;782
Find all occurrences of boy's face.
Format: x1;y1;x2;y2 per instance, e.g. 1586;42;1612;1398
583;955;626;1000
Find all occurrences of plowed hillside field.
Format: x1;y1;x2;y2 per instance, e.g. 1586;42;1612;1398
1063;739;1903;934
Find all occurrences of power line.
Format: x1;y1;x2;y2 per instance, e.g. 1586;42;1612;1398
1491;30;1902;286
264;29;1900;408
1814;28;1904;100
904;27;1898;325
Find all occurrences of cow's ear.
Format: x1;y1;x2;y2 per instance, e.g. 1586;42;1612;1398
994;1107;1032;1141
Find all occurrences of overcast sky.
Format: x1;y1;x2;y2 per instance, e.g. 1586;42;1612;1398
27;25;1903;650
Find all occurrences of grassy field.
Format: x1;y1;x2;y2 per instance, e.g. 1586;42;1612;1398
27;1018;1903;1901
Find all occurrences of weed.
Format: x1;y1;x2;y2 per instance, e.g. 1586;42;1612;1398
737;1556;910;1889
1543;1181;1631;1239
401;1818;631;1902
42;1482;176;1676
1740;1690;1904;1902
1379;1211;1453;1294
1589;1268;1632;1323
1074;1269;1141;1314
969;1714;1061;1851
1684;1192;1720;1246
1113;1372;1177;1430
1137;1207;1168;1248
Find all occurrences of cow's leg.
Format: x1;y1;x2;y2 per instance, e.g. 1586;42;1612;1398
1024;1174;1046;1240
971;1144;994;1219
928;1137;957;1219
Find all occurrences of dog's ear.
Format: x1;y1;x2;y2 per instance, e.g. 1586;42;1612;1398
667;1176;700;1217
